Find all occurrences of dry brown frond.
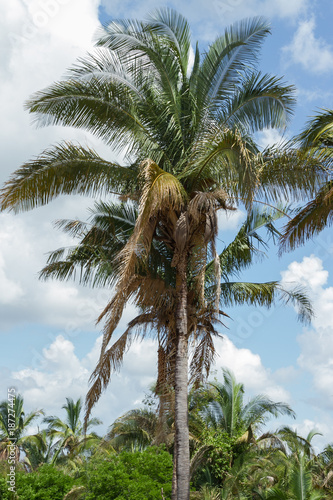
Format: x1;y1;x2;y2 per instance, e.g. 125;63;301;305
85;328;132;428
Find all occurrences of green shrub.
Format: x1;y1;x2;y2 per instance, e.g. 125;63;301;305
83;446;173;499
1;465;75;500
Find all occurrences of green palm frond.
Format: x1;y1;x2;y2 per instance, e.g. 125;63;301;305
298;108;333;150
223;72;295;132
147;8;192;78
199;17;271;110
280;180;333;253
0;143;136;212
214;281;312;323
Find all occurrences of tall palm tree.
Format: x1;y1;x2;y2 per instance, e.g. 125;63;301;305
0;394;44;465
0;10;321;498
280;108;333;252
43;397;101;465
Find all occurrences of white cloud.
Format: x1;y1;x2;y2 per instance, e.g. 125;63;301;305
0;253;24;304
10;334;158;432
0;1;123;331
281;255;329;293
5;331;293;434
282;18;333;73
256;128;287;150
211;336;291;402
217;209;245;232
281;256;333;411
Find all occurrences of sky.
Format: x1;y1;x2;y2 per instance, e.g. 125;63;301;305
1;0;333;450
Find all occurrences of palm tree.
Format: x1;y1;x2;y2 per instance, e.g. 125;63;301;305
202;369;295;441
0;10;321;498
0;394;44;466
261;432;326;499
43;397;101;465
189;369;295;486
280;108;333;252
106;407;159;452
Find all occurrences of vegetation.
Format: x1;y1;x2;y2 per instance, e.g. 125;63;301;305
280;108;333;252
0;373;332;499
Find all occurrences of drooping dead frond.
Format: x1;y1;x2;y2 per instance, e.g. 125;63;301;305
190;333;216;388
113;159;186;287
212;239;221;312
85;328;133;429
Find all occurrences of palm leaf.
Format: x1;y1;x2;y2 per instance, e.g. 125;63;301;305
0;143;135;212
280;180;333;252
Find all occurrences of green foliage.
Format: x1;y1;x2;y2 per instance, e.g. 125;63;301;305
82;446;173;499
0;465;74;500
195;429;237;486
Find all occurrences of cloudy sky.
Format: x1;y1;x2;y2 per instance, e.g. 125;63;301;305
1;0;333;449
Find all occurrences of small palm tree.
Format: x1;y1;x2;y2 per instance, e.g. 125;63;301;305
106;407;159;452
0;394;44;465
43;397;101;465
189;369;295;486
205;369;295;441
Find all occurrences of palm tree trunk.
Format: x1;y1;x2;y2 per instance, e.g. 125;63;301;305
174;253;190;500
172;440;177;500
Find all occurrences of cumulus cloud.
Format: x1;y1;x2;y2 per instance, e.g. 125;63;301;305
9;334;157;432
217;209;245;232
2;331;293;434
212;336;291;402
281;256;333;410
256;128;288;150
282;18;333;73
0;1;123;331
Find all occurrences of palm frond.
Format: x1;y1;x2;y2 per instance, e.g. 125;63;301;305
280;180;333;253
0;143;135;212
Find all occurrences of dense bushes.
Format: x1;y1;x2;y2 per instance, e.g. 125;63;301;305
83;447;173;499
0;448;173;500
0;465;74;499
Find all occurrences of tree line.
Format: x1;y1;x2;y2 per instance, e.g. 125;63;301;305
1;369;332;498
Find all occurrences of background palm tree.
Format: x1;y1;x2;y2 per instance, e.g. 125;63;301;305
280;108;333;252
189;369;295;487
106;408;159;452
0;394;44;467
0;9;321;499
43;397;101;465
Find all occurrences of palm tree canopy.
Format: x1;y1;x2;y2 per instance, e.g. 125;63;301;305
0;394;44;442
0;10;321;215
199;369;295;440
43;397;102;465
280;108;333;253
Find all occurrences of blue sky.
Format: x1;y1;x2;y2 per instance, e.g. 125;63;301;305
1;0;333;449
